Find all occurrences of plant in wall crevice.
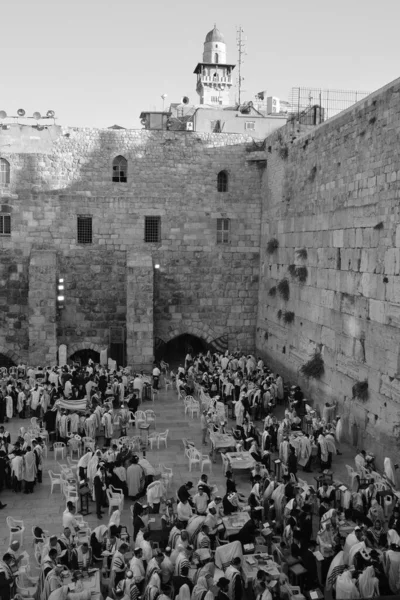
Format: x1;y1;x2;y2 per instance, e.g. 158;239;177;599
277;278;290;301
288;264;297;277
295;266;308;283
266;238;279;255
296;248;308;260
277;309;283;320
283;311;295;324
300;352;324;379
268;286;277;297
352;380;369;401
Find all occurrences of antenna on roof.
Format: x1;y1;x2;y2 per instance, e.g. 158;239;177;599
236;26;246;105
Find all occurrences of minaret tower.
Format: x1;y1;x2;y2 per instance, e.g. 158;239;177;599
194;26;236;106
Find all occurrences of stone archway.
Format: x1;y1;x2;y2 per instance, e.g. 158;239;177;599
67;342;105;357
0;345;20;366
162;321;221;346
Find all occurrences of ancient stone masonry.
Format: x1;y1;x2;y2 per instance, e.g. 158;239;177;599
256;76;400;462
0;128;262;368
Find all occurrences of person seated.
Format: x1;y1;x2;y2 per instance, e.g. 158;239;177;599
71;541;92;570
223;491;242;515
249;439;262;463
317;482;335;505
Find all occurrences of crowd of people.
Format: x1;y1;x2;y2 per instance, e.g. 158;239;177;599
0;350;400;600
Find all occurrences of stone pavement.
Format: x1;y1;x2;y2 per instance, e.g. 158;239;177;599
0;386;357;556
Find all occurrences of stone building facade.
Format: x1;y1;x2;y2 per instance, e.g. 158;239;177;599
256;76;400;462
0;127;262;369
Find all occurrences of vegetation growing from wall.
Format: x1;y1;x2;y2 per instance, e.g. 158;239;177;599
283;311;295;324
300;352;324;379
352;380;369;401
277;278;290;301
288;264;297;277
268;286;277;297
296;248;308;260
277;309;283;319
295;266;308;283
266;238;279;254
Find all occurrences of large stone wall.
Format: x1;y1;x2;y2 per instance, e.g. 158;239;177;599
256;77;400;463
0;128;262;365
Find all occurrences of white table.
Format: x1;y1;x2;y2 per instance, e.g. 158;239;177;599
225;451;255;470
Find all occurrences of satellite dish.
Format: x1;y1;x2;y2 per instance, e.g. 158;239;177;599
33;111;41;120
181;96;190;105
0;111;7;119
46;110;55;118
17;108;26;117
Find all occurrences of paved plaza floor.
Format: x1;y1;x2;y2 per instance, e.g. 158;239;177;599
0;386;357;554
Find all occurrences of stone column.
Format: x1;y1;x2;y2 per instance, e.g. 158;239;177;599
28;250;57;366
126;252;154;370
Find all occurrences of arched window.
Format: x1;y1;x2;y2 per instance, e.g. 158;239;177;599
112;155;127;183
214;53;219;64
217;170;228;192
0;158;10;185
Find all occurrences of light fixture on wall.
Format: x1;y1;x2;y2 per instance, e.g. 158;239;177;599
154;264;160;269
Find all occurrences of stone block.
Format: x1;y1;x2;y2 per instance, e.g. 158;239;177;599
369;299;386;323
333;229;344;247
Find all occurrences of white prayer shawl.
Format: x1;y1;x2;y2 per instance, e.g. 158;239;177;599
336;418;343;443
279;440;290;465
102;412;113;439
318;434;329;462
214;540;243;570
335;571;360;599
385;548;400;593
87;454;101;484
146;480;166;507
326;551;345;591
59;415;68;438
326;434;337;454
384;458;396;486
6;395;13;419
70;413;79;434
77;451;93;470
358;565;379;598
348;541;365;567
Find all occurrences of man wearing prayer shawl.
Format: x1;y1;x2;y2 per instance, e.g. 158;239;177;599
225;557;244;600
23;446;37;493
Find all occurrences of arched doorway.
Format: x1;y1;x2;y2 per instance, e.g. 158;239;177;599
161;334;207;367
0;353;16;369
69;349;100;366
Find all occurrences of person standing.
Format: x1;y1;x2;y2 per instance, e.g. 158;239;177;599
23;446;37;493
0;554;15;600
126;456;143;500
93;466;107;519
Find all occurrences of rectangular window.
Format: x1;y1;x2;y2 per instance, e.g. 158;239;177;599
245;121;255;130
144;216;161;243
0;214;11;235
77;215;92;244
211;96;219;103
217;218;230;244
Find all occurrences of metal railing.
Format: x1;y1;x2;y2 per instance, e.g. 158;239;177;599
288;87;370;124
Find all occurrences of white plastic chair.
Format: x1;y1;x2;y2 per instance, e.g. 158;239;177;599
68;437;81;459
31;417;40;429
201;453;212;473
129;411;136;428
16;575;36;598
187;448;201;471
145;410;156;429
53;442;66;460
6;517;25;546
148;432;159;450
82;437;95;453
184;396;195;414
48;470;62;494
109;485;124;510
106;488;123;515
164;378;173;391
157;429;169;449
151;388;159;403
135;410;147;429
189;400;200;419
31;525;49;545
159;464;173;490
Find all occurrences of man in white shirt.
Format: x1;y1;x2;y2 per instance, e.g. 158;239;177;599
192;486;208;515
177;499;192;525
130;547;145;587
138;531;153;565
133;375;144;401
62;502;80;533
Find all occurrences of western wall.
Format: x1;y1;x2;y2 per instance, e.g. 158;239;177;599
257;76;400;463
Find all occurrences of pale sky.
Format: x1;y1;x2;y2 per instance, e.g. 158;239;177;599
1;0;399;129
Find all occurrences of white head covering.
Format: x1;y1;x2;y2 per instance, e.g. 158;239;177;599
336;570;357;598
387;529;400;546
384;457;395;485
177;584;191;600
358;566;377;598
